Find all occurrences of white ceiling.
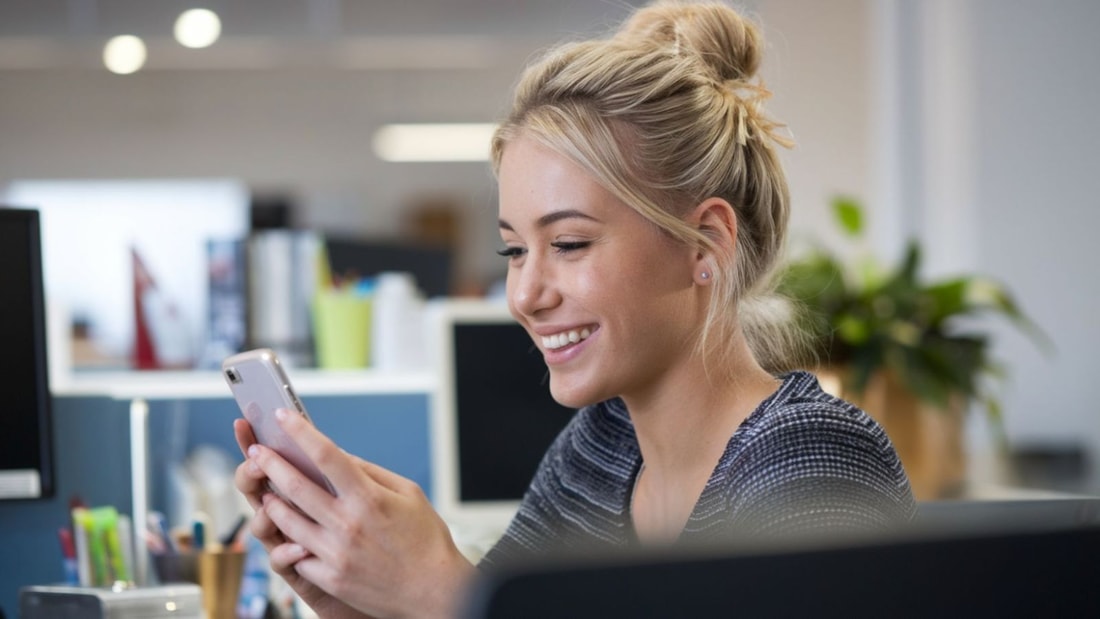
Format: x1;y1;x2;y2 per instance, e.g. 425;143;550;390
0;0;651;70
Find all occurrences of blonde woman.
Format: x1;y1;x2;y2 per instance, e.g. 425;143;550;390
234;2;915;616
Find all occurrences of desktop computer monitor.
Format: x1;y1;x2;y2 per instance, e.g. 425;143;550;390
428;300;576;534
0;208;55;499
462;522;1100;618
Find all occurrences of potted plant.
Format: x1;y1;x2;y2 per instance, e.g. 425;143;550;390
777;198;1050;498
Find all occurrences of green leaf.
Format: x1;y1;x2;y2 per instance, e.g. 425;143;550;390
896;240;921;284
832;197;864;237
777;254;848;307
836;313;871;345
892;345;954;408
923;279;969;325
983;283;1057;356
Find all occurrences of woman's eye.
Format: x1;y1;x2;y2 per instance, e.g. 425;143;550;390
551;241;590;254
496;246;526;259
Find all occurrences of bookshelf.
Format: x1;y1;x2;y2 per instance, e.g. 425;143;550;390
52;367;437;400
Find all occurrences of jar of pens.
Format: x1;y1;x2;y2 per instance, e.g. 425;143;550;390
147;510;249;619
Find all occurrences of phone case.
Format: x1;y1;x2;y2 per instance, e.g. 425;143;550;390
222;348;337;495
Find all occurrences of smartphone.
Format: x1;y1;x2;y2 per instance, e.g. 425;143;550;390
222;348;337;496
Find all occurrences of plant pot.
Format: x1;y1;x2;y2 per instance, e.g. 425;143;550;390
815;367;967;500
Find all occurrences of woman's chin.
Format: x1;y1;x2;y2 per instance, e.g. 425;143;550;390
548;377;604;409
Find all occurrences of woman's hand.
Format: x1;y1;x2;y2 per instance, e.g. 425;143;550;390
233;418;267;511
234;419;376;619
243;410;477;618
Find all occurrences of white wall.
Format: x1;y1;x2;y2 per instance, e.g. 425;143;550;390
757;0;876;257
883;0;1100;489
968;0;1100;480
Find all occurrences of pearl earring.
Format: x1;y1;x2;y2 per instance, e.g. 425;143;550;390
700;271;711;281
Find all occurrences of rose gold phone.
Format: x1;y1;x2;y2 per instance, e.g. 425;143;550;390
222;348;337;496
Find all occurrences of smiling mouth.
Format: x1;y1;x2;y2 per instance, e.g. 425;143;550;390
542;327;594;350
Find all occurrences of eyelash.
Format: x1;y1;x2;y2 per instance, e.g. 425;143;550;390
496;247;525;258
552;241;590;254
495;241;591;259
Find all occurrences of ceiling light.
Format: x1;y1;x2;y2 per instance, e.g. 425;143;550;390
103;35;147;74
174;8;222;49
372;123;498;162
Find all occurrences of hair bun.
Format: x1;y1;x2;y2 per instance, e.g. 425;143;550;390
618;1;763;82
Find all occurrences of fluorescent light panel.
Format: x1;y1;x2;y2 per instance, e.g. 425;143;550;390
372;123;497;162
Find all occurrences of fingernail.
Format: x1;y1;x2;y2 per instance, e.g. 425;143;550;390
288;544;307;559
247;445;259;458
275;408;288;421
247;460;260;474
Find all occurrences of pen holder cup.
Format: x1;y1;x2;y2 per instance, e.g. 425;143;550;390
151;551;198;584
152;550;245;619
199;549;246;619
313;290;372;369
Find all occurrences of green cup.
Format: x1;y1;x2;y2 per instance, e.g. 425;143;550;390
312;290;372;368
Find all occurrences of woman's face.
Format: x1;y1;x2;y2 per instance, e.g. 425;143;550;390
498;135;702;408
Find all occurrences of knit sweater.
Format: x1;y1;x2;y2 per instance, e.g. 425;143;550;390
481;370;916;565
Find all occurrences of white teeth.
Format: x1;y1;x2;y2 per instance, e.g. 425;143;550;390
542;328;593;350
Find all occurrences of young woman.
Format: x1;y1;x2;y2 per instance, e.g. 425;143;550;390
234;2;916;616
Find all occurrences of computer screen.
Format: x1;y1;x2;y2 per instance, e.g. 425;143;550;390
0;208;55;499
428;300;576;531
462;522;1100;618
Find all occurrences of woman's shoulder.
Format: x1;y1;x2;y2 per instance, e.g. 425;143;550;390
702;371;917;536
744;370;894;449
725;369;911;493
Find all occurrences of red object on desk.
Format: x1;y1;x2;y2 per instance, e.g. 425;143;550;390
132;248;158;369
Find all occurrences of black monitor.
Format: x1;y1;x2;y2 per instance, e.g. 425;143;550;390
462;522;1100;618
428;300;576;531
0;208;55;500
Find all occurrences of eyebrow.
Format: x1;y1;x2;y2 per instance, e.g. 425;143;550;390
499;209;601;231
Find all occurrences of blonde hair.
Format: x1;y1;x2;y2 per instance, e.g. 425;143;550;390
491;0;812;375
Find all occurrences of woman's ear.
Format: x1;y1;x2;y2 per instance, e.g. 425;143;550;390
690;197;737;285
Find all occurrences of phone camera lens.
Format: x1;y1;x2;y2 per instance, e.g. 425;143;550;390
226;368;241;384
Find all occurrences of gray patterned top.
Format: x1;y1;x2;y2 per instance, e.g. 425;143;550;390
482;370;916;565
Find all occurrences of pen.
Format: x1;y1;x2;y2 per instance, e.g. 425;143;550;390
147;511;176;554
220;515;247;549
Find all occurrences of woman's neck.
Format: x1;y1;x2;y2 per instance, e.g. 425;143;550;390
625;331;780;542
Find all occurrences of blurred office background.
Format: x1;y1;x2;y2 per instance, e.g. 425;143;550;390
1;0;1097;493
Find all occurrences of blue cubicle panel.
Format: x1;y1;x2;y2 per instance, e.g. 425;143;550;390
0;396;133;617
0;392;431;618
145;393;433;525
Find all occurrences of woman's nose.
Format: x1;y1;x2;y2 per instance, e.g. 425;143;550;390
508;255;560;317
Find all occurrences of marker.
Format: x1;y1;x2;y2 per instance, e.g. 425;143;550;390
192;512;210;551
57;528;79;585
192;520;205;551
